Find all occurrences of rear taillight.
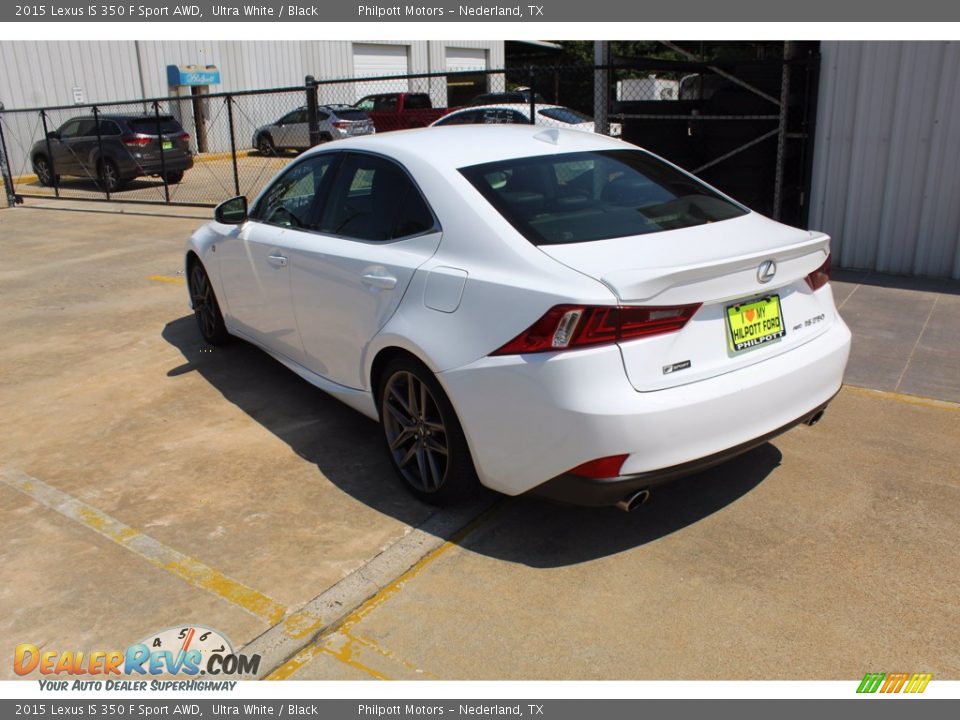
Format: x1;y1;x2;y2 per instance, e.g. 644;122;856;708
805;253;832;291
333;121;351;129
568;454;629;479
491;303;701;356
178;132;191;142
121;134;151;147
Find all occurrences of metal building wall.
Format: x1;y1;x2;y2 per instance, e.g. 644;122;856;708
809;41;960;279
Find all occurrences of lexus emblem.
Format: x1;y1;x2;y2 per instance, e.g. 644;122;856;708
757;259;777;284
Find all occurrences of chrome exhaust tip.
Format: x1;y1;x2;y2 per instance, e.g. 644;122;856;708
616;489;650;513
806;409;825;427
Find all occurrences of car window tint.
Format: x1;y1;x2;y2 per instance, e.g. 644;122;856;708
374;96;398;111
99;121;122;136
74;119;98;137
58;120;83;138
461;149;747;245
320;154;434;241
538;107;593;124
355;97;375;111
130;116;183;135
278;110;301;125
316;111;330;121
252;154;333;230
404;95;430;110
436;110;479;126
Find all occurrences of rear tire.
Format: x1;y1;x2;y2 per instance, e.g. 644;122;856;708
188;260;230;346
256;134;276;156
164;170;184;184
98;159;126;192
377;357;480;505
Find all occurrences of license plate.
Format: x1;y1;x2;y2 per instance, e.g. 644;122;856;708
162;140;173;150
726;295;785;352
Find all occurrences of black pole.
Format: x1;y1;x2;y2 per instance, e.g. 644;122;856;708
528;65;536;124
0;113;18;207
92;105;109;200
40;110;60;198
305;75;320;147
154;101;170;203
226;95;240;197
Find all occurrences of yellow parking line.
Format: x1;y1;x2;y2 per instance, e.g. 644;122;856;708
845;385;960;411
1;469;287;624
266;502;503;680
148;274;186;285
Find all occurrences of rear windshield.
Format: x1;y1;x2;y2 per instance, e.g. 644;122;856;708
129;116;183;135
332;109;370;121
538;107;593;124
460;150;747;245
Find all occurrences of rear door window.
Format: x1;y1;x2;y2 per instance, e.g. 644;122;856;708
319;153;435;241
460;149;747;245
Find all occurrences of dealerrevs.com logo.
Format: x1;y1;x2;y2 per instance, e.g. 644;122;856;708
14;626;260;691
857;672;933;694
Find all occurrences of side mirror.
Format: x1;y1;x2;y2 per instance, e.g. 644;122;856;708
46;131;60;140
214;196;248;225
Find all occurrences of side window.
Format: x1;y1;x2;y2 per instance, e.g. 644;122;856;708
251;154;334;230
355;97;375;111
99;121;122;136
277;110;301;125
509;111;528;124
374;96;398;111
58;120;83;138
319;154;435;241
75;119;98;137
405;95;430;110
437;110;478;126
316;111;330;122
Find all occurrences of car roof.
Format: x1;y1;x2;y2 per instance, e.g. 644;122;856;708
450;103;564;115
302;124;626;171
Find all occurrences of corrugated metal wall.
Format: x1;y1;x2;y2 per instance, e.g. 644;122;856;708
0;40;504;177
809;41;960;279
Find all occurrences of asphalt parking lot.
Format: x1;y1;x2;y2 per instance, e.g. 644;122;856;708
1;201;958;681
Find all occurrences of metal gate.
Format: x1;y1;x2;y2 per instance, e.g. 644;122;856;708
0;49;818;227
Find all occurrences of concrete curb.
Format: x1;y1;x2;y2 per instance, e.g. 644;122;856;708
241;495;498;679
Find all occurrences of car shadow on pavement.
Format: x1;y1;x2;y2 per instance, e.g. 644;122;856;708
162;315;779;566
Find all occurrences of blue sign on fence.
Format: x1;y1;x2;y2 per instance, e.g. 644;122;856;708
167;65;221;87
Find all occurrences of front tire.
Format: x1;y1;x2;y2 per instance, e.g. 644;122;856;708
188;261;230;346
163;170;184;184
378;358;480;505
33;155;59;187
98;159;126;192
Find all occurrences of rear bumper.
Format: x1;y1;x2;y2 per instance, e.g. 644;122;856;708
532;394;835;507
135;154;193;175
439;317;851;501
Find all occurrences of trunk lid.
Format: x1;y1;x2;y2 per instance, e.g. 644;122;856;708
539;212;837;391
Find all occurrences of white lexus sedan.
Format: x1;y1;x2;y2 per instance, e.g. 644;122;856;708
185;125;850;510
431;103;622;137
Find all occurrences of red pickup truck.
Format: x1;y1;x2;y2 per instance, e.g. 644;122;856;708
353;93;454;133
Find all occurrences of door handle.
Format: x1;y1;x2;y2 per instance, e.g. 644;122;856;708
361;272;398;290
267;253;287;267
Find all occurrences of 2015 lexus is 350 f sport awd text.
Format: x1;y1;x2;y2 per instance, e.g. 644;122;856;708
185;125;851;510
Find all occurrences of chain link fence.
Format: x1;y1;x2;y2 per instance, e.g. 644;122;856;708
0;57;816;225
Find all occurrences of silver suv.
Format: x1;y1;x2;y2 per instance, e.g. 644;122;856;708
253;105;374;155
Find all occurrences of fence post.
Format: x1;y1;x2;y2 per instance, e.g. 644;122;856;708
39;110;61;198
226;95;240;197
92;105;110;200
154;101;170;203
0;106;18;208
305;75;320;147
527;66;536;125
772;41;794;221
594;41;610;136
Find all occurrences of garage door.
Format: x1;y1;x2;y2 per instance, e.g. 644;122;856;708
445;47;487;73
445;48;488;107
353;44;410;100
